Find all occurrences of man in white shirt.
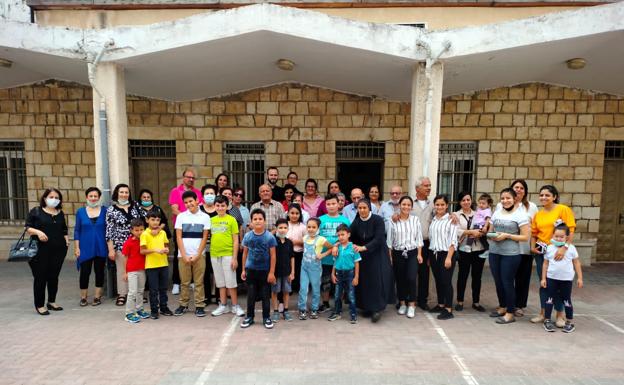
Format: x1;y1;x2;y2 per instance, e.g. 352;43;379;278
411;177;434;310
380;185;403;234
343;187;379;222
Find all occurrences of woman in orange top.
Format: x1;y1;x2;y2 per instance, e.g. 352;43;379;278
530;185;576;327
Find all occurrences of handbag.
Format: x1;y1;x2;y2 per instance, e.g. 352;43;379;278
8;228;39;262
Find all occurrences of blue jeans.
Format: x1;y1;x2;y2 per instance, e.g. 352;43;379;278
534;254;563;312
489;253;520;313
298;260;321;312
334;269;356;317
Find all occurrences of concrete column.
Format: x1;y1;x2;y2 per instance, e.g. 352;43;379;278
407;61;444;196
91;62;129;196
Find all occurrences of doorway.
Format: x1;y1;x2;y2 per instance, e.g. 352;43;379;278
597;142;624;261
335;141;385;198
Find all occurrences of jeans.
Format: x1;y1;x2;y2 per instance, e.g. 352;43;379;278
417;240;431;307
245;268;270;320
514;254;533;308
146;266;169;313
489;253;520;313
431;251;455;308
298;260;322;312
334;269;356;317
545;278;573;320
456;250;485;304
392;249;419;303
534;254;563;312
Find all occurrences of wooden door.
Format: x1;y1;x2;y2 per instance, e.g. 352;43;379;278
597;161;624;261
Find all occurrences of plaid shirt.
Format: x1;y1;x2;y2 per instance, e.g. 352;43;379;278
250;200;285;231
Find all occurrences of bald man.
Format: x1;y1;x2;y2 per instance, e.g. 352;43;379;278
343;187;379;222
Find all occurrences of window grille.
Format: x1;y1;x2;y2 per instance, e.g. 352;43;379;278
437;142;477;208
336;141;385;161
129;140;176;159
605;141;624;160
0;141;27;224
223;143;265;204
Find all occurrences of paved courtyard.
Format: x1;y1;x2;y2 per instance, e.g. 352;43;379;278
1;260;623;385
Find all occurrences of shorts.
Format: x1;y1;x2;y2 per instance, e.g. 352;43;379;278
210;256;238;289
321;264;333;293
271;276;292;294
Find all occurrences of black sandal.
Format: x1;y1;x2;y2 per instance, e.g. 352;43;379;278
47;303;63;311
92;297;102;306
115;296;126;306
80;298;88;307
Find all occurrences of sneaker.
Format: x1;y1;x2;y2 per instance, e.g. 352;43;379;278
310;310;319;319
299;310;308;320
350;314;358;324
397;305;407;315
531;314;545;323
211;304;229;317
136;309;150;319
240;317;254;328
555;317;566;328
543;319;556;332
231;304;245;317
562;321;575;333
174;306;188;316
407;306;416;319
437;309;454;320
318;304;329;313
125;313;141;323
150;311;159;320
160;307;174;316
328;313;342;322
195;307;206;317
283;310;293;321
264;318;274;329
172;284;180;295
271;311;281;323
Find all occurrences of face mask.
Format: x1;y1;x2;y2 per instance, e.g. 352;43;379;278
276;232;287;239
204;194;215;204
117;199;129;206
86;200;100;208
46;198;60;208
551;239;566;247
141;201;152;207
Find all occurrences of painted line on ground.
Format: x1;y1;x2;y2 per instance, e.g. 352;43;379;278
593;315;624;334
425;313;480;385
194;315;239;385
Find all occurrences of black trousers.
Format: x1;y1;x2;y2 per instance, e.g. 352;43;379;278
392;249;419;303
29;244;67;308
245;268;270;320
456;250;485;303
514;254;533;309
431;251;455;308
203;252;215;303
146;266;169;313
79;257;106;290
291;251;303;293
172;237;180;285
417;240;431;307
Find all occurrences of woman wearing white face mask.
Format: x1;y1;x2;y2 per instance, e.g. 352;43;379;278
74;187;108;307
200;184;218;305
25;188;70;315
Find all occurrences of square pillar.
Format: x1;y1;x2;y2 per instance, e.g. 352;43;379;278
408;61;444;196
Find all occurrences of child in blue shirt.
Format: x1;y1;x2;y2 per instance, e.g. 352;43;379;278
328;224;361;324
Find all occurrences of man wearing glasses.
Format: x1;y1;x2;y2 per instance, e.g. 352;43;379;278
380;185;403;234
168;168;204;295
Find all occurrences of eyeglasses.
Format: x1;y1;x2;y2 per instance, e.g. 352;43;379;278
183;175;195;180
234;193;244;197
390;192;401;195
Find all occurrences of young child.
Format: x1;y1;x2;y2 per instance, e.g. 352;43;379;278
210;196;244;317
474;193;493;258
328;224;360;324
298;217;333;320
121;219;150;323
241;209;277;329
271;218;295;322
540;223;583;333
174;191;210;317
140;211;172;319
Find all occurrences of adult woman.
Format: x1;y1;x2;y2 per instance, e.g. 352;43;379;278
487;188;530;324
302;178;324;218
200;184;218;304
286;203;306;292
454;192;486;312
350;199;395;323
137;188;171;238
336;192;347;214
220;187;243;227
286;171;300;193
387;196;423;319
106;183;141;306
368;185;383;211
214;173;229;191
26;188;69;315
530;184;576;326
74;187;108;307
428;195;458;320
327;180;341;195
232;187;250;233
281;184;297;211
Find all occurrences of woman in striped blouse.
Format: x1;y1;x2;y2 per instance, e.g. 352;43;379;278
387;196;423;319
428;194;459;320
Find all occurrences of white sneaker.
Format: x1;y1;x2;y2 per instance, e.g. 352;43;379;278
397;305;407;315
231;304;245;317
172;284;180;295
211;304;229;316
407;306;416;319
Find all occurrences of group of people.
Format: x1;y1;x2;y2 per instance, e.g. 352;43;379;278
24;167;583;332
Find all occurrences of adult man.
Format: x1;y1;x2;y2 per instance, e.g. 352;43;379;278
286;171;300;194
411;177;434;310
266;167;285;202
380;185;403;234
343;188;379;222
250;184;285;232
168;167;203;295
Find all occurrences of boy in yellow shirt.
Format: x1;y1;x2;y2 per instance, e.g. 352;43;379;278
140;210;171;319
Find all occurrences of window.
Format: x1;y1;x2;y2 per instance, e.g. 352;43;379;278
223;142;265;204
605;141;624;160
0;141;27;224
437;142;477;209
129;140;175;159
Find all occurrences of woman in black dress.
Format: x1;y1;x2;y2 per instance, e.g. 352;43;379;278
350;199;395;323
25;188;69;315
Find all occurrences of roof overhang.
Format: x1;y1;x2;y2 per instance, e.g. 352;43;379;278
1;2;624;100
